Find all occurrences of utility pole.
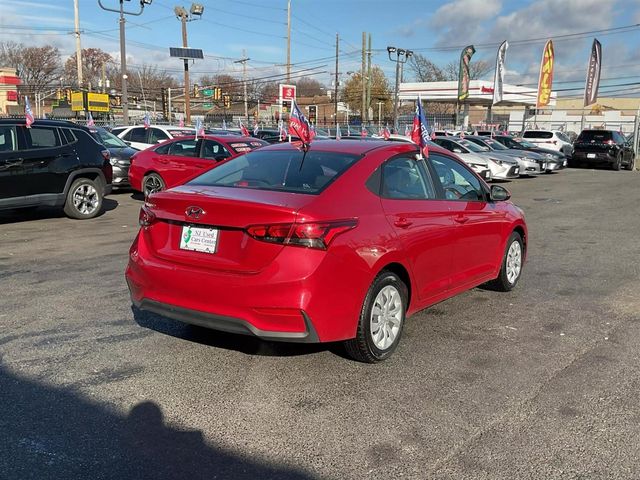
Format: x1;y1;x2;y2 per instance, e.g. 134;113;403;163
101;63;106;93
334;33;339;129
180;15;191;124
366;33;372;125
235;53;250;123
387;46;413;133
361;32;366;125
98;0;152;125
286;0;292;82
73;0;83;87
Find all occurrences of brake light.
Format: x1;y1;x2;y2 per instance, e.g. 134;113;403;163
606;140;615;145
101;149;110;161
247;219;358;250
138;205;156;227
130;152;138;164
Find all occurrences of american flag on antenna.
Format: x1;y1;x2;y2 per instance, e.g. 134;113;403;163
410;94;430;157
179;115;185;128
253;121;259;136
335;123;342;140
383;125;390;140
278;119;286;141
87;111;95;128
143;112;151;129
239;120;250;137
222;118;227;130
24;96;34;128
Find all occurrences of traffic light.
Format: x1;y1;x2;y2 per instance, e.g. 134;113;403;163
214;87;221;100
282;99;291;114
223;94;231;108
193;83;200;97
64;88;72;103
308;105;317;124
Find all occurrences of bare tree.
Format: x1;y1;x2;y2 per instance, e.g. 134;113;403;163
0;41;61;96
443;59;492;81
341;66;392;115
294;77;325;97
408;53;446;82
64;48;114;89
198;73;243;96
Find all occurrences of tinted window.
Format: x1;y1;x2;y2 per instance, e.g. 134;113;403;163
168;139;198;157
93;128;127;148
430;154;484;201
576;130;613;143
227;140;268;154
111;127;126;136
25;126;61;148
149;128;169;143
62;128;77;144
155;143;170;154
0;125;18;152
381;157;435;200
613;132;625;144
482;138;508;150
167;129;196;138
458;139;488;152
189;149;359;194
523;130;553;139
124;127;147;143
202;140;231;160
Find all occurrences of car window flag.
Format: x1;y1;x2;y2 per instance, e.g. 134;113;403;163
87;111;95;128
335;123;342;140
383;125;390;140
288;99;312;144
222;118;227;130
143;112;151;129
410;95;430;157
239;120;250;137
195;118;204;138
179;115;185;128
24;96;34;128
253;121;259;136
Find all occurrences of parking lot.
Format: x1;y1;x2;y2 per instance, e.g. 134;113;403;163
1;168;639;479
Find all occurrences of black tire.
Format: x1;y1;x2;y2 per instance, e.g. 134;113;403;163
485;231;524;292
344;271;408;363
63;177;103;219
143;173;165;197
567;159;579;168
624;156;636;171
612;154;622;171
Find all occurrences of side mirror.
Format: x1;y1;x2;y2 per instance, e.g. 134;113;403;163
453;148;463;153
490;184;511;201
156;139;164;144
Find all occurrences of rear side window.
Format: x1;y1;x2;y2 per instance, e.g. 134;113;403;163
577;130;612;143
189;149;360;194
25;126;61;148
149;128;169;143
124;127;147;143
62;128;77;144
228;140;268;154
523;130;553;139
430;154;485;201
168;139;198;157
381;157;435;200
0;125;18;152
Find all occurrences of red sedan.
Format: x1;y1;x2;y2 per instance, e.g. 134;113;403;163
128;134;268;196
126;141;527;362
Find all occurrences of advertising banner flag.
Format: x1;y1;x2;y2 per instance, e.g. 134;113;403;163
492;40;509;105
410;94;430;157
24;96;34;128
583;38;602;107
536;40;555;108
458;45;476;101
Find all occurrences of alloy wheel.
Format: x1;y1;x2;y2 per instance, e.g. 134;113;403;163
369;285;403;350
506;241;522;285
72;184;99;215
144;175;163;196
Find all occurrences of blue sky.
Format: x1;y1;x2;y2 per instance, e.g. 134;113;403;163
2;0;640;97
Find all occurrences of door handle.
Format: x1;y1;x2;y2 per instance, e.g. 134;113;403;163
394;218;413;228
6;158;23;165
454;215;469;224
157;158;169;164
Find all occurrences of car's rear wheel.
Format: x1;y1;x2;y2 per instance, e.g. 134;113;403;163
344;271;407;363
612;154;622;171
143;173;165;197
63;177;103;219
485;231;524;292
624;155;635;171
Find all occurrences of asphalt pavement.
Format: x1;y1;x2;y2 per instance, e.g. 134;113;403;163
1;167;639;480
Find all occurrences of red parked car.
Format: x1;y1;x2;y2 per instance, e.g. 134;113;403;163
128;134;268;196
126;141;527;362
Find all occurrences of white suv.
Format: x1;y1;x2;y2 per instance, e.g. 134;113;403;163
112;125;196;151
521;130;573;156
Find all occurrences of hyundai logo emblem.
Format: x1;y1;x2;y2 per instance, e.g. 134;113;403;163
185;206;204;219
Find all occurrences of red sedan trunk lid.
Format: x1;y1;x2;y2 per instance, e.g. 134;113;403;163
143;185;315;273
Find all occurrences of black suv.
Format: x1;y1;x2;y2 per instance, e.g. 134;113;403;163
572;129;635;170
0;119;112;219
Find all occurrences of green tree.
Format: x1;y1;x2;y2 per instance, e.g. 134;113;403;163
341;65;391;116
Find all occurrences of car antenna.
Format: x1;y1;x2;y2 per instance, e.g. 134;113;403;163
289;124;310;170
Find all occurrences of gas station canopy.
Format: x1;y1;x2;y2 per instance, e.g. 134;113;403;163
398;80;556;107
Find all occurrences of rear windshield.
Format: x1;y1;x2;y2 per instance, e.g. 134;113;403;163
458;139;487;152
513;138;536;148
168;129;196;137
576;130;613;142
523;130;553;139
228;140;268;154
188;149;360;194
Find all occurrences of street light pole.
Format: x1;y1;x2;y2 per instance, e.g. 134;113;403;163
174;4;204;125
98;0;153;125
387;46;412;133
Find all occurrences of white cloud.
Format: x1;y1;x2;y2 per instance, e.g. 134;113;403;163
430;0;503;46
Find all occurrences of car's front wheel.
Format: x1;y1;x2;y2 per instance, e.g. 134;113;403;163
486;231;524;292
63;177;103;219
344;271;407;363
143;173;165;197
624;155;635;171
612;153;622;171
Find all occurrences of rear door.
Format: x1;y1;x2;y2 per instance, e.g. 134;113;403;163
0;124;25;201
378;155;456;302
428;153;505;288
122;127;149;150
20;126;77;196
160;138;202;188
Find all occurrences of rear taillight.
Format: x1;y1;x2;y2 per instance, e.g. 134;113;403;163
130;152;138;164
606;140;615;145
101;149;110;161
247;219;358;250
138;205;156;227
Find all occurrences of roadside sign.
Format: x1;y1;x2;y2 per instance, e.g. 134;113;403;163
87;92;110;112
203;103;212;109
71;92;84;111
202;89;213;97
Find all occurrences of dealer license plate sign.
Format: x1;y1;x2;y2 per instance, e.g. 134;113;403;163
180;225;218;254
587;153;596;158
